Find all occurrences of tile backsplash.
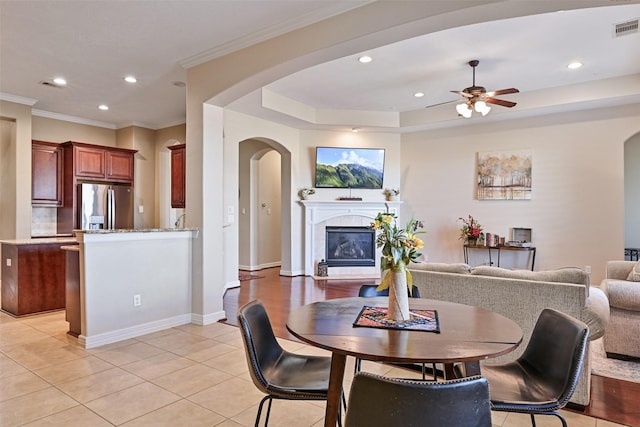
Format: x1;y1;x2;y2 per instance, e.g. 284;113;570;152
31;207;57;236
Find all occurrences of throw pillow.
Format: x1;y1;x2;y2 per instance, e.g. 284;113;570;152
627;261;640;281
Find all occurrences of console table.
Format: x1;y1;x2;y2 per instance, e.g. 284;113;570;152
464;245;536;271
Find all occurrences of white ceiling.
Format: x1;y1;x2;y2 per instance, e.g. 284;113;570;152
1;1;639;132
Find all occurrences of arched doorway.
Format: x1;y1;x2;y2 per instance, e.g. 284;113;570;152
238;138;289;272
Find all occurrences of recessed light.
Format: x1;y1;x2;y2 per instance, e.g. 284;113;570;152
53;77;67;86
351;127;360;132
98;104;109;111
567;61;583;70
414;92;425;98
358;56;372;63
124;76;137;83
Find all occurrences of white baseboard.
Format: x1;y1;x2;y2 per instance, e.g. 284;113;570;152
79;314;192;349
191;310;226;325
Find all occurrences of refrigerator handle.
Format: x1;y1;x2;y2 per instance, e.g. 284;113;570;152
107;188;115;229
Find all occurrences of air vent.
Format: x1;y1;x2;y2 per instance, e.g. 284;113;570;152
39;81;65;88
614;19;638;37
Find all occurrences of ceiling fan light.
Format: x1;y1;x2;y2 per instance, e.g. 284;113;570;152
475;101;491;116
456;103;472;118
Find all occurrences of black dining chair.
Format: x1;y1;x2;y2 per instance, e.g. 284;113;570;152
357;283;421;298
355;284;439;379
344;372;492;427
238;299;344;427
482;308;589;427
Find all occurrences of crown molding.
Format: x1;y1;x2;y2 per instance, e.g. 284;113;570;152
32;109;116;129
0;92;38;106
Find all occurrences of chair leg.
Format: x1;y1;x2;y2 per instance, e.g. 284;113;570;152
255;395;272;427
263;397;274;427
529;413;536;427
551;411;568;427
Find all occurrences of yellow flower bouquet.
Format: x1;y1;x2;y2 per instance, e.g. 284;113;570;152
371;212;425;295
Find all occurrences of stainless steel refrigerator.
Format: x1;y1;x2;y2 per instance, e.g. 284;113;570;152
78;183;134;230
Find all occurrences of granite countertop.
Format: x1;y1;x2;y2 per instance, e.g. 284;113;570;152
0;237;77;245
75;228;198;234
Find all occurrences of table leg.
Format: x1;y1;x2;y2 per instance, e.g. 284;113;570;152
325;353;346;427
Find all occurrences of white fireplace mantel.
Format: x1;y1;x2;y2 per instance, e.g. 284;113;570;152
301;200;402;276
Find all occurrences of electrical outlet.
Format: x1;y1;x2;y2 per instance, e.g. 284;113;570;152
584;266;592;274
133;294;141;307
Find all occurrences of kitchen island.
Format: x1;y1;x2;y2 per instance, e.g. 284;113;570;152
1;237;76;316
75;228;198;348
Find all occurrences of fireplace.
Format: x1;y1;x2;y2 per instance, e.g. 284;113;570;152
300;200;402;277
325;226;376;267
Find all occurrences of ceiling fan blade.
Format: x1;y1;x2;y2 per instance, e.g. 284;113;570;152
486;88;519;97
424;99;459;108
450;90;473;98
485;97;517;108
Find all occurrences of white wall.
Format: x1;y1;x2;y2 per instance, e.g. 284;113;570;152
257;150;281;268
625;131;640;249
78;230;195;348
401;105;640;284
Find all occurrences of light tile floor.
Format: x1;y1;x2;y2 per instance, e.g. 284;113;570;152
0;310;626;427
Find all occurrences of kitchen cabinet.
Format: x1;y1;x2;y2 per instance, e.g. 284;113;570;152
168;144;186;208
32;140;63;206
1;239;74;316
68;142;135;182
57;141;137;233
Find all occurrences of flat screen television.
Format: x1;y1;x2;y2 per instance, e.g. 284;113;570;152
314;147;385;189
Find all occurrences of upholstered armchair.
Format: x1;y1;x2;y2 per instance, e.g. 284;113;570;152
600;261;640;359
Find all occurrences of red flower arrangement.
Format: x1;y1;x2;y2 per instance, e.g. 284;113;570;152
458;215;483;242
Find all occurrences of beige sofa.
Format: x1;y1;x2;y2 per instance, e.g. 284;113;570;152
408;262;610;407
600;260;640;359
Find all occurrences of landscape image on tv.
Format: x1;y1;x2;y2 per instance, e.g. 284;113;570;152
315;147;385;189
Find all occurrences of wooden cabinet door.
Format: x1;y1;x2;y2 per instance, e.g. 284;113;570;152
74;145;105;179
106;150;134;182
169;145;186;208
32;141;63;205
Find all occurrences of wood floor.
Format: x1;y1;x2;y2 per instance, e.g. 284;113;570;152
223;267;640;427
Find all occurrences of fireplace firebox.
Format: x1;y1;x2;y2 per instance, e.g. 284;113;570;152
325;226;376;267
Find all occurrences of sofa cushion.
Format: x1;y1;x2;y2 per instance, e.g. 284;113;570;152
470;266;589;286
607;280;640;311
580;287;610;340
626;261;640;282
409;262;471;274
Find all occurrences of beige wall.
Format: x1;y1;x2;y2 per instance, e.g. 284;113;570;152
0;118;17;240
0;100;32;239
33;116;116;146
401;105;640;284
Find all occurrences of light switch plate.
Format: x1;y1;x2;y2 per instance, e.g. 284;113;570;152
6;258;11;267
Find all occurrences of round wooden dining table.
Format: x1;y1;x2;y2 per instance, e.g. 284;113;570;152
286;296;523;427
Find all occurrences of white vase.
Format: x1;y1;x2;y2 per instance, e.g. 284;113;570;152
388;270;410;321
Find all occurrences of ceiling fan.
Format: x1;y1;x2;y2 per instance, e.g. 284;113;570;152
450;59;519;118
